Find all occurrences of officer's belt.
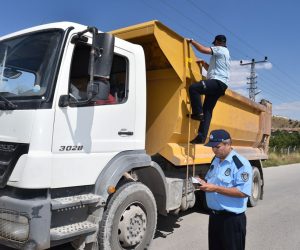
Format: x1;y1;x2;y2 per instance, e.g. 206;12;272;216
210;210;244;216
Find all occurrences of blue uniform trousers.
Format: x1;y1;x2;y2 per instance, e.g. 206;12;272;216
208;212;246;250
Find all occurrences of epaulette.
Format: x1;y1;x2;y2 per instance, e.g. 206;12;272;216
210;156;216;170
232;155;243;169
210;156;216;164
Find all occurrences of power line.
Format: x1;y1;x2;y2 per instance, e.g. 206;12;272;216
139;0;211;44
139;1;298;107
140;0;251;61
271;62;299;84
258;67;300;96
159;0;252;60
187;0;264;58
257;79;293;103
186;0;299;92
160;0;215;36
258;76;299;103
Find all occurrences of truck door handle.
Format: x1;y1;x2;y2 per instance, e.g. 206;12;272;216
118;130;134;136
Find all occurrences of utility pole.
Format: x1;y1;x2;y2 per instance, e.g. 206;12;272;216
240;57;268;101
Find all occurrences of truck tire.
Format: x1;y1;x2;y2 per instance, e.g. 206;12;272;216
99;182;157;250
248;167;262;207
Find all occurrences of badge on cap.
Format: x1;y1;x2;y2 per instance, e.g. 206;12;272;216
209;134;214;140
241;172;249;182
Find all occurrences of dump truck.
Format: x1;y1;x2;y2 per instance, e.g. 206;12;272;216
0;20;271;249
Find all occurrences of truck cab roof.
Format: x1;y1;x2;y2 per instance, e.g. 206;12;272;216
1;22;90;40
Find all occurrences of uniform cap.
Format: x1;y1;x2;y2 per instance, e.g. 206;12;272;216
212;35;227;46
204;129;231;147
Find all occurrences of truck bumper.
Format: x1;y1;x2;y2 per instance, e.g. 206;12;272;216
0;191;50;250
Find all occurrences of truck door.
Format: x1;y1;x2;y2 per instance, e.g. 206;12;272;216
51;41;137;186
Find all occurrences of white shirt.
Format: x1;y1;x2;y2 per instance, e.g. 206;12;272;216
207;46;231;84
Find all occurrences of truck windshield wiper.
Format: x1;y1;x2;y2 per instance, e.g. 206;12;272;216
0;94;17;110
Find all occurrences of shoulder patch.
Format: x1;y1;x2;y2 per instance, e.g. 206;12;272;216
232;155;243;169
224;168;231;176
241;172;249;182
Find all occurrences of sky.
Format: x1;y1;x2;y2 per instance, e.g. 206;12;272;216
1;0;300;120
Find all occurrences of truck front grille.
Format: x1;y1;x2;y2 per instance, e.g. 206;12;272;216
0;142;29;188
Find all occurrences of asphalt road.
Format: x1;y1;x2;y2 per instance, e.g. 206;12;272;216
2;163;300;250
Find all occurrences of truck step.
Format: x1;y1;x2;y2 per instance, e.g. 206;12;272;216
50;221;97;241
51;194;104;210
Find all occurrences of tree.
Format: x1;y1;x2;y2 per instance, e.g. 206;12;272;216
270;130;300;149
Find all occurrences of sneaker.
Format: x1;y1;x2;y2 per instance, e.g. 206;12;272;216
190;134;205;144
186;113;204;121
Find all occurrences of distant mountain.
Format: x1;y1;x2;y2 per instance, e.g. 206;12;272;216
272;116;300;131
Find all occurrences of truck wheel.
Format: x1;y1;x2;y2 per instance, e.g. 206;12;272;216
99;182;157;250
248;167;262;207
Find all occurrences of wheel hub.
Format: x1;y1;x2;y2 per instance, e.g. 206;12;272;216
118;204;147;247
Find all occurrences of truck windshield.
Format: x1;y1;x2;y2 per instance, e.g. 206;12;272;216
0;30;62;101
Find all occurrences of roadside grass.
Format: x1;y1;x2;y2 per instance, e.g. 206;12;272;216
263;152;300;167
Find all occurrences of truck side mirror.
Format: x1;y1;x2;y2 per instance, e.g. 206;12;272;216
3;68;22;79
58;95;70;107
87;32;115;100
59;28;115;107
90;33;115;79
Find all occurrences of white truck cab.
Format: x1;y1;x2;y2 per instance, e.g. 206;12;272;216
0;22;159;250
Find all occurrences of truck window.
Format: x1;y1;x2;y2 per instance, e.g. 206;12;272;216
69;42;128;106
0;69;36;95
0;30;62;99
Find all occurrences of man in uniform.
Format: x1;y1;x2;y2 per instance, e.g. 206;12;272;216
198;129;252;250
187;35;230;144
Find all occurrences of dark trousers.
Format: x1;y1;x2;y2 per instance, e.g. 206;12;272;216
189;79;227;140
208;213;246;250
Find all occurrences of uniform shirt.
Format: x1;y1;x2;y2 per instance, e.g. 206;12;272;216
205;150;252;214
207;46;231;85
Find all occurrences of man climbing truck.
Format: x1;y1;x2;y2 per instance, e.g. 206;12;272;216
0;20;271;249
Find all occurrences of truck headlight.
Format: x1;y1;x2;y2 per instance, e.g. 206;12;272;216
0;212;29;242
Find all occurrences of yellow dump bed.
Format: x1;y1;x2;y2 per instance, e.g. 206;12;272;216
111;20;272;166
